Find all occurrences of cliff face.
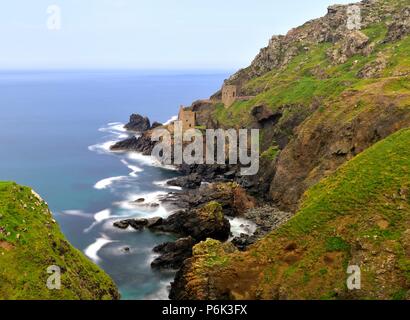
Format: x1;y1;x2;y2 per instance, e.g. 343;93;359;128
210;0;410;212
227;0;407;91
0;182;119;300
171;128;410;300
172;0;410;300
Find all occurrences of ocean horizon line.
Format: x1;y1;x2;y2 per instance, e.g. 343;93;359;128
0;68;236;75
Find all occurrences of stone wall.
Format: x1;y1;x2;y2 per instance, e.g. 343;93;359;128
178;106;196;131
222;85;237;108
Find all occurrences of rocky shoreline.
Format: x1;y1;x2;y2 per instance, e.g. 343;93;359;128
110;0;410;301
110;113;291;297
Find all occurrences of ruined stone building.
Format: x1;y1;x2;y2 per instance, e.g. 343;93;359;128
178;106;196;131
222;85;237;108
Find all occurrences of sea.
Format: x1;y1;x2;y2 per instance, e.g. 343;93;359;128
0;69;231;299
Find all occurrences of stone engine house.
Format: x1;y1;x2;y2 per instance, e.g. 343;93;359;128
222;85;238;108
178;106;196;131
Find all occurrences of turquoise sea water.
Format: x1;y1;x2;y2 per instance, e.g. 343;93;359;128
0;70;229;299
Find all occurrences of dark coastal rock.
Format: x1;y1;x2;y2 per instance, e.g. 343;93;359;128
151;237;195;270
110;136;138;151
146;217;163;228
178;164;228;181
150;121;163;130
167;173;202;189
124;114;151;132
113;218;146;230
223;170;236;179
127;219;148;230
169;240;237;300
151;202;230;242
114;201;233;272
110;131;156;155
161;182;256;217
231;205;292;250
231;234;253;251
113;221;130;229
113;217;163;231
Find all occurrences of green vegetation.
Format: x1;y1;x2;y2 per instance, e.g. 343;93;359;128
213;22;410;128
192;239;233;268
280;128;409;239
325;237;351;253
261;145;280;161
198;201;225;223
197;129;410;299
0;182;119;300
182;0;410;301
259;128;410;298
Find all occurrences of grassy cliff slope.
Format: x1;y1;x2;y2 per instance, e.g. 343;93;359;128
173;128;410;300
203;0;410;211
0;182;119;300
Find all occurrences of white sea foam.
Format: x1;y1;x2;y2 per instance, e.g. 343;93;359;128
153;179;182;191
94;209;112;222
59;210;91;218
88;122;130;154
84;236;116;263
147;252;161;266
88;140;118;154
228;217;257;239
115;191;170;218
99;123;128;139
84;209;122;233
126;191;167;205
127;152;177;171
120;159;143;177
101;219;134;233
127;152;158;166
94;176;126;190
164;115;177;126
145;281;172;300
99;122;127;133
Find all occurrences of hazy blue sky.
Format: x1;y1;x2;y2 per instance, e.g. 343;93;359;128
0;0;354;70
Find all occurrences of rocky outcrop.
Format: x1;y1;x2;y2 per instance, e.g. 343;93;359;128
170;239;238;300
151;237;195;270
110;131;156;154
177;164;238;184
152;202;231;242
191;100;220;128
231;206;292;250
150;121;163;130
225;0;399;91
113;217;163;230
169;129;410;300
357;53;388;78
124;114;151;132
113;198;235;271
327;30;372;64
270;86;410;212
167;173;202;189
147;202;232;271
108;0;410;301
251;105;281;124
161;183;256;217
384;7;410;43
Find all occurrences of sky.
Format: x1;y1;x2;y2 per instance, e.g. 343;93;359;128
0;0;354;70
